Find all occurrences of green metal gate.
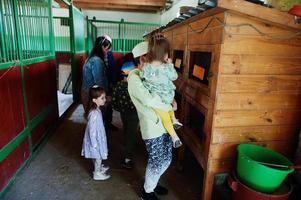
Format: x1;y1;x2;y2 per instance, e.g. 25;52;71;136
70;5;85;102
86;19;159;54
0;0;54;68
0;0;55;196
53;17;71;52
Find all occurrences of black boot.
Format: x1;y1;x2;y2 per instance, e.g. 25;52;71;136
154;184;168;195
141;188;159;200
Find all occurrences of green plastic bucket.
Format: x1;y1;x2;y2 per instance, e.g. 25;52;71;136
237;144;294;193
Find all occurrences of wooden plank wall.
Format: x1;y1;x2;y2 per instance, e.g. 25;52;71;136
159;8;301;200
211;11;301;166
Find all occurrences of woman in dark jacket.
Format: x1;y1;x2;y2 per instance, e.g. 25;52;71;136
81;35;112;113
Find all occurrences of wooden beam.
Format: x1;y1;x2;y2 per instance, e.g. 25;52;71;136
54;0;68;8
73;0;166;7
74;2;161;12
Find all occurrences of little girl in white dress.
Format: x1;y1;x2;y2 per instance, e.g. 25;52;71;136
81;85;110;180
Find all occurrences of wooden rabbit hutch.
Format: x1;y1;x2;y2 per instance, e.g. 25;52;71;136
160;0;301;199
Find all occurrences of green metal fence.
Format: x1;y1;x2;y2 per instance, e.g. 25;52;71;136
0;0;54;68
0;0;19;64
0;0;55;196
17;0;52;60
53;17;71;52
86;19;98;55
87;19;159;53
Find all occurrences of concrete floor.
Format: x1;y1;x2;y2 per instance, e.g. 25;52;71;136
3;104;300;200
2;105;207;200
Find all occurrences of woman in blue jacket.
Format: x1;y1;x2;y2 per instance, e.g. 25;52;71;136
81;35;112;113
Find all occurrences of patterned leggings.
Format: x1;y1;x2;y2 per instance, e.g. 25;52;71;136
144;133;173;193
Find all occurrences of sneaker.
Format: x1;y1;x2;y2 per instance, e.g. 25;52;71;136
172;119;183;130
121;159;134;169
101;164;109;173
141;188;159;200
173;139;182;148
154;184;168;195
93;171;110;181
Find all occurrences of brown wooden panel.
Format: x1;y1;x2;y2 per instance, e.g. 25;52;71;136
74;2;162;12
172;34;186;46
219;55;301;75
218;75;301;93
165;8;226;36
188;27;224;45
218;0;301;30
186;78;209;97
164;35;172;41
188;13;225;33
224;12;298;36
207;158;235;173
182;127;207;169
172;43;186;51
212;125;300;144
225;32;301;47
184;84;214;111
209;140;296;160
173;25;187;36
214;110;301;127
222;35;301;56
162;30;172;38
216;93;301;110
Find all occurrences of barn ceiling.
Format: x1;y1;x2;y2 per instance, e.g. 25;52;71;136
68;0;169;12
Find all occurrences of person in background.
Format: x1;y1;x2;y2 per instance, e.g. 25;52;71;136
107;50;117;86
81;34;118;130
81;35;111;114
128;41;173;200
105;50;119;131
112;57;139;169
81;85;110;181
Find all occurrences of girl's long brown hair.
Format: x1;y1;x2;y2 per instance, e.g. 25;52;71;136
146;34;170;63
84;86;105;119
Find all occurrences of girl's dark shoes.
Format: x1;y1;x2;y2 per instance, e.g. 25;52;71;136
121;159;134;169
106;123;119;131
154;184;168;195
140;189;159;200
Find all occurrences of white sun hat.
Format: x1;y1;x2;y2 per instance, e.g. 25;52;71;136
103;34;112;44
132;41;148;58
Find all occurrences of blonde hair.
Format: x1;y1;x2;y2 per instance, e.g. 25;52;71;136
146;34;170;63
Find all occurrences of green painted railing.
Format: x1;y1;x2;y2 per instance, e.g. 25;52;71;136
0;0;56;195
16;0;52;60
87;18;159;54
53;17;71;52
0;0;54;67
0;0;19;64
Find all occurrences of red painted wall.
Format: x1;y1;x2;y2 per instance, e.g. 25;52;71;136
0;67;26;149
55;52;72;64
0;60;58;193
31;111;58;147
24;60;57;119
0;139;30;190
